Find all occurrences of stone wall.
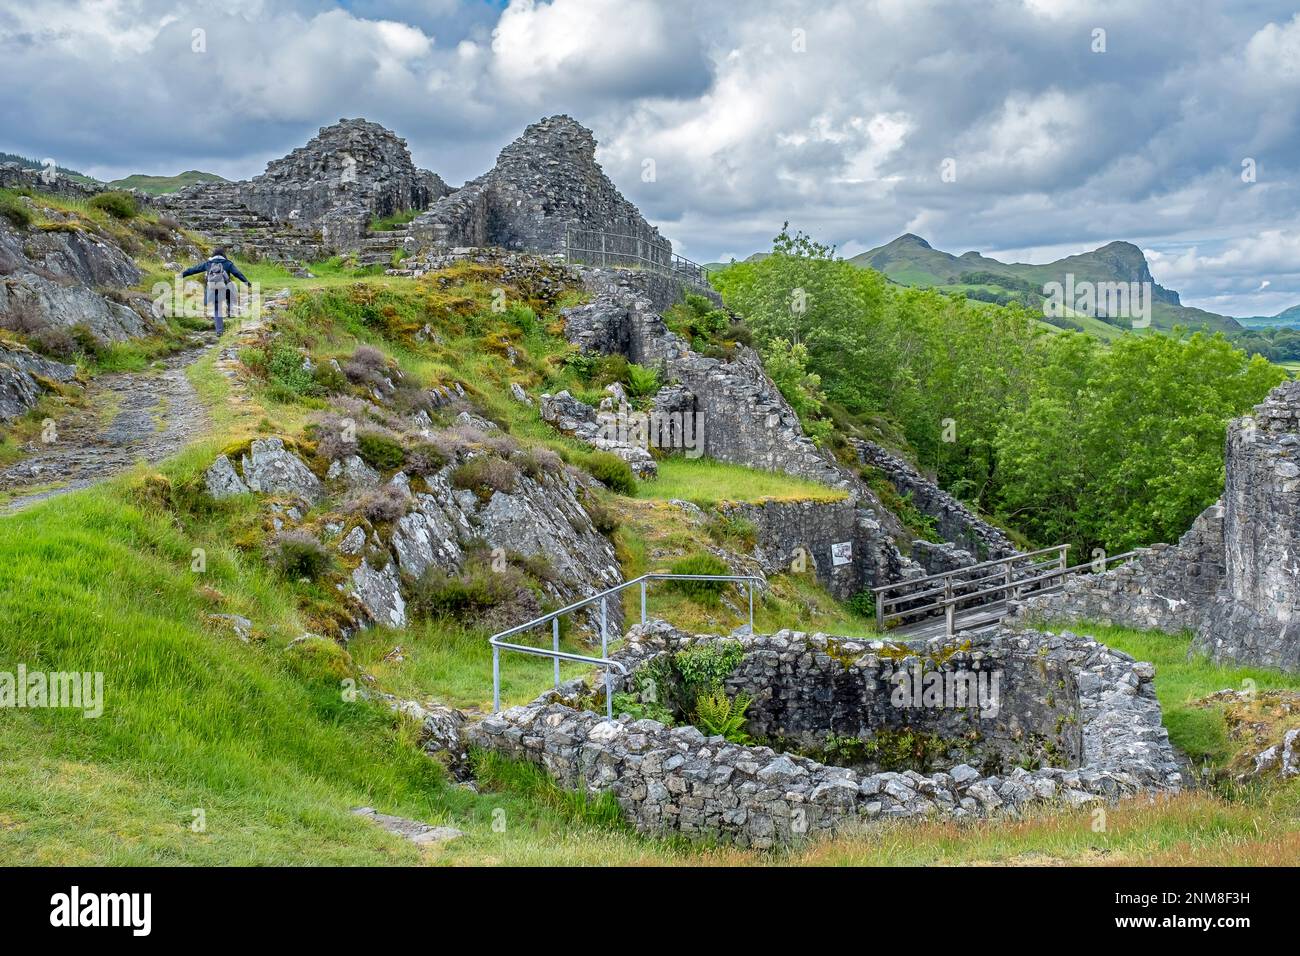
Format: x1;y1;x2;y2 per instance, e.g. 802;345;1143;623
468;623;1181;848
410;115;664;257
1198;385;1300;670
1011;503;1223;635
854;439;1017;561
0;163;112;201
237;118;449;248
719;498;873;601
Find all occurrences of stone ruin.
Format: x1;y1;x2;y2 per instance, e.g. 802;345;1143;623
235;118;449;248
409;115;666;257
470;623;1182;848
1015;379;1300;673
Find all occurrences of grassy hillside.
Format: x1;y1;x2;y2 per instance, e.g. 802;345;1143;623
107;171;227;195
3;250;1299;865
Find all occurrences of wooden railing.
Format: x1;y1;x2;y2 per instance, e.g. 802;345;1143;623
870;546;1138;637
563;225;712;292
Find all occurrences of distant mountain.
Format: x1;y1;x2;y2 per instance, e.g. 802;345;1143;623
106;170;226;195
0;151;99;185
850;234;1239;333
1236;304;1300;328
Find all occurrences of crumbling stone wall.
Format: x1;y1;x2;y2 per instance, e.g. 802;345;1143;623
1012;503;1223;635
410;115;664;257
718;498;874;601
1199;385;1300;670
854;439;1017;561
468;624;1181;848
237;118;449;248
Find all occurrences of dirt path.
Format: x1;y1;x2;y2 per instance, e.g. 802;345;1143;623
0;339;216;513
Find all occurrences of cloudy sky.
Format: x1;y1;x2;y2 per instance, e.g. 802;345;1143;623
3;0;1299;317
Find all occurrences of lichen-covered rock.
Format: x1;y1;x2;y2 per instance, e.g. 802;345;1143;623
239;438;323;503
0;341;76;421
204;454;250;499
350;559;406;629
326;454;380;489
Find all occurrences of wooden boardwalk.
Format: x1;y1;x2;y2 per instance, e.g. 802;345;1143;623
890;600;1011;639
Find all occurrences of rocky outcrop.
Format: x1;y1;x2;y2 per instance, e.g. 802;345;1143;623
204;438;324;504
410;115;663;257
1014;379;1300;672
0;163;107;202
469;623;1181;848
0;341;77;421
854;439;1017;561
0;212;162;344
237;119;449;249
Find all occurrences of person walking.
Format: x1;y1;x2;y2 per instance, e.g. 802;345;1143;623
181;248;252;336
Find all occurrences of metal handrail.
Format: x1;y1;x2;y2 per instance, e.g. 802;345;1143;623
490;572;762;717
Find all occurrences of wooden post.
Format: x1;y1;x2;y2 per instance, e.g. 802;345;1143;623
944;577;954;637
875;591;885;631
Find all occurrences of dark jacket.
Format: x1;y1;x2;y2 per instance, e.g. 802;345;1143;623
183;255;250;284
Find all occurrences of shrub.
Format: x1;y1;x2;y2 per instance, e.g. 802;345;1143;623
624;363;661;399
692;688;753;743
266;342;317;398
674;639;743;699
583;451;636;494
267;531;334;581
450;455;520;498
665;553;731;604
405;440;449;475
407;561;522;620
29;326;77;359
580;491;619;535
356;430;405;471
311;361;349;395
846;590;877;621
514;445;562;480
342;484;410;524
0;195;33;229
88;190;139;220
705;512;757;549
342;344;389;385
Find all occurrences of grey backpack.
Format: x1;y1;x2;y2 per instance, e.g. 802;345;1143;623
205;257;228;288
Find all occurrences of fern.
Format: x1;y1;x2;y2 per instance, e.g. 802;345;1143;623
693;689;753;743
624;363;661;398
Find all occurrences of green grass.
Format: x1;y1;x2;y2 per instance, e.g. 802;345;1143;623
368;209;420;232
635;457;848;508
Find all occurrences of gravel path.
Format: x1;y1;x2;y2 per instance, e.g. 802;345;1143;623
0;339;215;513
